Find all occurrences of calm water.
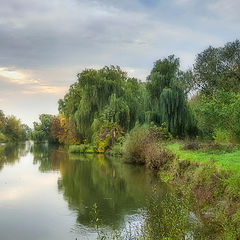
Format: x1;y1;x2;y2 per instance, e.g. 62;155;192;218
0;142;165;240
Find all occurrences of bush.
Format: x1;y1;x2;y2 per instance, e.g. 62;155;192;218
225;173;240;198
108;142;124;156
123;124;174;167
213;129;231;143
145;144;175;171
123;125;148;164
148;123;173;141
93;121;123;153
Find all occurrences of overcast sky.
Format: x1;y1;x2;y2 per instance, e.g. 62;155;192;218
0;0;239;127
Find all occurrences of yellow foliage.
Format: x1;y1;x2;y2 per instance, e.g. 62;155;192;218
97;137;109;153
54;113;80;145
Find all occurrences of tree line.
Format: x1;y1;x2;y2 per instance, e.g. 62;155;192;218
32;39;240;147
0;110;31;142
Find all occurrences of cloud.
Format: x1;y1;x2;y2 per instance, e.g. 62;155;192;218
0;67;67;95
0;67;38;84
22;85;67;95
207;0;240;21
0;0;239;126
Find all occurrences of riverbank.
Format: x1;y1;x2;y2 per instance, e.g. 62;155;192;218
67;127;240;239
104;130;240;239
158;141;240;239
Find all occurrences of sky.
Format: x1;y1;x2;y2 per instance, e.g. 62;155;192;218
0;0;239;127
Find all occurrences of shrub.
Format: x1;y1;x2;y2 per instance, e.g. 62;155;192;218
123;124;173;165
213;129;231;143
145;144;175;171
148;123;173;141
93;121;123;153
225;173;240;198
108;142;124;156
123;125;148;164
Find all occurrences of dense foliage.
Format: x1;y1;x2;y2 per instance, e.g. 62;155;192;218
0;110;31;142
54;60;196;147
146;55;196;137
58;66;145;141
191;39;240;141
194;40;240;94
32;114;56;143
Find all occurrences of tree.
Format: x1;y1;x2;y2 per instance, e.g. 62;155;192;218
4;116;23;141
194;40;240;94
190;90;240;141
147;55;195;137
58;66;144;142
0;110;6;131
51;114;80;144
32;114;55;142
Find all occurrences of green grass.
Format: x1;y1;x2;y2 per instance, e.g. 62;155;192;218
69;144;96;154
166;142;240;172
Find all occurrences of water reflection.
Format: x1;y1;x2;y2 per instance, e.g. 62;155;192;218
0;142;166;239
31;143;61;172
30;142;164;228
0;142;30;171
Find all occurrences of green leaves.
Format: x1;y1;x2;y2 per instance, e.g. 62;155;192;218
58;66;145;141
147;55;195;137
32;114;54;142
191;90;240;140
194;40;240;94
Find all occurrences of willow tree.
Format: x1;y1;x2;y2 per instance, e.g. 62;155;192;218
58;66;144;142
147;55;195;137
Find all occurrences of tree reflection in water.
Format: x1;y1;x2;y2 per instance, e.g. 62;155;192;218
0;141;30;171
31;143;166;229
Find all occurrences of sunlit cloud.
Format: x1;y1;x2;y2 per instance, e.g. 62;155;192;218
0;66;67;95
22;85;67;95
0;67;39;85
0;67;26;84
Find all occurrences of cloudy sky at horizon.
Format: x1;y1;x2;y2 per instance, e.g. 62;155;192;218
0;0;239;127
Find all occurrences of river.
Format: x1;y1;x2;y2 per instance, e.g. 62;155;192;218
0;141;166;240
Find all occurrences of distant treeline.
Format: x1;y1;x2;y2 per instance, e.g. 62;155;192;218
32;39;240;147
0;110;31;142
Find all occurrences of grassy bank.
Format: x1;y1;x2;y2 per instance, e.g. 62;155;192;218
167;141;240;172
158;141;240;239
